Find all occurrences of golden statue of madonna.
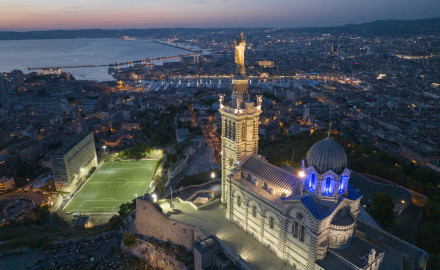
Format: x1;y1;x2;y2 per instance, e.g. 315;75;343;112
235;33;246;76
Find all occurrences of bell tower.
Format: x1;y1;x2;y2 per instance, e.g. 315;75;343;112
219;33;262;204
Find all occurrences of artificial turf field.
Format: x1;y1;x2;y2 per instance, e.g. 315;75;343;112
64;160;157;213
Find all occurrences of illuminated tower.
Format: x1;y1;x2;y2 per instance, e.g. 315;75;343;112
219;33;262;204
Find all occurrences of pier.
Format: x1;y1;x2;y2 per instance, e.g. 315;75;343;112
27;52;202;71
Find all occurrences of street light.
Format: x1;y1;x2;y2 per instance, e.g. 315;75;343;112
298;171;305;178
211;172;216;179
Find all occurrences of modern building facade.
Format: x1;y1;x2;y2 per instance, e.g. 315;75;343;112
51;132;97;192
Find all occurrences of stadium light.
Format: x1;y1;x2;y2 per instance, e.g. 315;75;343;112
298;171;305;178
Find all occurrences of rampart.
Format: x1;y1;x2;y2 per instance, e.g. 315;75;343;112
135;196;200;250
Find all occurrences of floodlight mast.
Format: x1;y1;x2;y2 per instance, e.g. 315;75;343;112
170;186;174;209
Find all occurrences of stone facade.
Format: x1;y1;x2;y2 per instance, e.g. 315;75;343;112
135;196;198;250
218;34;384;270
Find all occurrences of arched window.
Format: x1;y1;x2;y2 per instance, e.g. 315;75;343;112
324;176;332;195
339;175;347;194
252;206;257;217
237;196;241;207
292;222;298;238
269;217;274;229
311;173;316;190
224;120;228;138
299;225;305;241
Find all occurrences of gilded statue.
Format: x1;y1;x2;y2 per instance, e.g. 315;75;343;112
235;33;246;76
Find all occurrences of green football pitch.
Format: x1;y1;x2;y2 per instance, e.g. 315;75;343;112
64;160;157;213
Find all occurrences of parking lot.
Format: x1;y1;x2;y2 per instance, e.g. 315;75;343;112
0;197;36;225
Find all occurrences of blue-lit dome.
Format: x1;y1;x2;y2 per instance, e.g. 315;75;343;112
306;137;347;174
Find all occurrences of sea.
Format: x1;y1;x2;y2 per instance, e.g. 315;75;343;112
0;38;191;81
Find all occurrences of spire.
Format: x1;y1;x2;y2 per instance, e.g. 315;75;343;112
327;122;332;138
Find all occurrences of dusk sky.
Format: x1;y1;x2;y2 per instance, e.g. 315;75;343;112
1;0;440;31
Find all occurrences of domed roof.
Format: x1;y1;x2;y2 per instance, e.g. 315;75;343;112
306;136;347;174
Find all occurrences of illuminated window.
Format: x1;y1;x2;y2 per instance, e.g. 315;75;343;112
310;173;316;190
338;175;348;194
237;196;241;207
252;206;257;217
324;176;332;195
269;217;274;229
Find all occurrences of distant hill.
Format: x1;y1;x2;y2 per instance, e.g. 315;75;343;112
338;17;440;35
281;17;440;35
0;17;438;40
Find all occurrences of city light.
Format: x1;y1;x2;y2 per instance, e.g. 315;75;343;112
211;172;216;179
298;171;305;178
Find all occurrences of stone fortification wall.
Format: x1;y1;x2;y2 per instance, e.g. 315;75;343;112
124;239;187;270
135;197;196;250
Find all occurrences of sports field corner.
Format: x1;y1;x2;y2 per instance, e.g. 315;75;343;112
64;159;158;214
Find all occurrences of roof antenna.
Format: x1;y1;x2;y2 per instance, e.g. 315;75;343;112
328;122;332;138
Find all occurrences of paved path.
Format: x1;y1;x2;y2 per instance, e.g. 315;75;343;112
160;200;294;270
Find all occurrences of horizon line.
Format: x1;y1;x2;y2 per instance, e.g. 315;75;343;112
1;16;438;33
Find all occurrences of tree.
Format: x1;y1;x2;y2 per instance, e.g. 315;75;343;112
122;230;136;247
370;192;395;229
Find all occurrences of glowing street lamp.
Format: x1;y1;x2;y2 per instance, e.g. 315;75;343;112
298;171;305;178
211;172;216;179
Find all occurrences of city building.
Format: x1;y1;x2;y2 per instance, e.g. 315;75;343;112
50;132;98;192
0;176;15;193
176;128;190;143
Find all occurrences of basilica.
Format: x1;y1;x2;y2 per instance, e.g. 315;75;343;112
218;34;426;270
135;34;427;270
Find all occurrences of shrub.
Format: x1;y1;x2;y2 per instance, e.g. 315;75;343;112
122;231;136;247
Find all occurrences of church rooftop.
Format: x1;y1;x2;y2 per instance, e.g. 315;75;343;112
241;155;302;192
300;185;362;220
